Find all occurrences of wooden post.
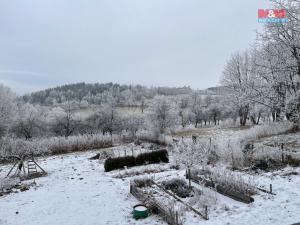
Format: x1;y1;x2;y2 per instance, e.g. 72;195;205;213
175;211;178;225
188;168;191;189
270;184;272;194
205;206;208;220
281;143;284;163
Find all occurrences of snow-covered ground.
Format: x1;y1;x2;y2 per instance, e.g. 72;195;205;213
0;148;300;225
0;151;164;225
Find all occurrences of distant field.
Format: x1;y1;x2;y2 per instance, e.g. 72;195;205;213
73;105;144;119
174;125;253;139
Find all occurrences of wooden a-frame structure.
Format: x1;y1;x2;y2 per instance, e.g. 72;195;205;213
5;155;46;178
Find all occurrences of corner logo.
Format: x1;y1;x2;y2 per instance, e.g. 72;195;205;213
258;9;288;23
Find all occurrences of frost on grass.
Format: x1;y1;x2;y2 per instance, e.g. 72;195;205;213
113;164;170;178
191;167;257;195
0;177;20;192
0;133;113;158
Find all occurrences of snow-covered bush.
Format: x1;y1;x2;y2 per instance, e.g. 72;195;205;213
188;187;217;210
104;156;136;172
214;122;295;167
0;133;113;158
286;91;300;127
113;164;169;178
0;177;20;192
172;138;210;168
238;121;294;142
252;145;282;162
135;149;169;165
199;167;257;195
132;177;153;188
104;149;169;172
161;178;191;198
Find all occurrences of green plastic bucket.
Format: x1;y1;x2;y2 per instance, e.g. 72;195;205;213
133;204;148;219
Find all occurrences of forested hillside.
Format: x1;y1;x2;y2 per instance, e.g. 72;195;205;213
22;82;195;106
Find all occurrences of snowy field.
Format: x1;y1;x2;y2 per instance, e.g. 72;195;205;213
0;147;300;225
0;150;164;225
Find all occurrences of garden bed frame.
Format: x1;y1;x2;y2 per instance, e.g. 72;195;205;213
130;178;209;225
186;169;254;204
130;180;182;225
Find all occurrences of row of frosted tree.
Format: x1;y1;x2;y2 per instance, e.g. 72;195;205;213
0;83;230;141
221;0;300;127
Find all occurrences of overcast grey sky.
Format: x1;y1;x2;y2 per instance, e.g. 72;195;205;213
0;0;271;94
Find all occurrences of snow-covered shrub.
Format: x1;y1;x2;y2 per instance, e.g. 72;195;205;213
172;139;210;168
0;177;20;192
104;156;136;172
212;122;295;168
188;187;217;210
286;90;300;127
161;178;191;198
104;149;169;172
0;133;114;158
203;167;257;195
238;121;294;142
252;145;282;162
135;149;169;165
132;177;153;188
113;164;169;178
285;153;300;166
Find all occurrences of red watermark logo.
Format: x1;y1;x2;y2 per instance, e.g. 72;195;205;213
258;9;288;23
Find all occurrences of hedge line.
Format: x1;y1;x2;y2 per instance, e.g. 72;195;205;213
104;149;169;172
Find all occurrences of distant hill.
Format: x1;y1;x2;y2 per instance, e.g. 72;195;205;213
22;82;195;106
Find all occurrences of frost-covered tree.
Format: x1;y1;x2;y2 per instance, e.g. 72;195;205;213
86;103;120;137
286;90;300;127
209;105;222;125
147;96;177;137
191;105;204;128
221;51;254;126
11;103;45;139
0;84;16;138
122;113;144;137
251;0;300;121
51;103;77;137
173;139;209;168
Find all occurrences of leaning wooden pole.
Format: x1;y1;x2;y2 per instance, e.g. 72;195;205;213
6;162;18;177
31;158;46;174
